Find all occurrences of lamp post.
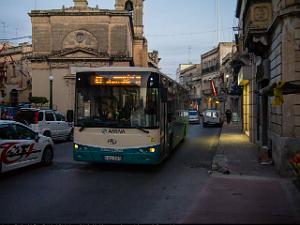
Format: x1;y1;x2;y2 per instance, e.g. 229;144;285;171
49;75;54;109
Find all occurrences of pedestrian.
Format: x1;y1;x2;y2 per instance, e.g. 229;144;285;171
225;109;232;124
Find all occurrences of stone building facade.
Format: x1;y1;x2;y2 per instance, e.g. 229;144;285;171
201;42;234;112
0;42;32;106
235;0;300;175
220;51;242;118
29;0;150;115
178;64;202;110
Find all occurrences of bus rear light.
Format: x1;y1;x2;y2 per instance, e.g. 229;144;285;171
34;112;39;124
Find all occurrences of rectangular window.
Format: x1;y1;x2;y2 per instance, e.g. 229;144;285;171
0;125;17;140
38;112;44;121
55;113;65;121
45;112;55;121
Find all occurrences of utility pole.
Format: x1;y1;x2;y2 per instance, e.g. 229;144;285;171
216;0;220;44
188;46;192;64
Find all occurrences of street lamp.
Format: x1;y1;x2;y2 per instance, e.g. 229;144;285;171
49;75;54;109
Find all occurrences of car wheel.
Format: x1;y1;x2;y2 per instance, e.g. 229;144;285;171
41;146;53;166
203;122;207;128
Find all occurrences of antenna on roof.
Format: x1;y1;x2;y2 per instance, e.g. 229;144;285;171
188;46;192;64
1;22;8;40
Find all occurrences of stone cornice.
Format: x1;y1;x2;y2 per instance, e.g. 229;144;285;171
28;55;133;63
268;5;300;33
50;48;109;58
28;9;132;17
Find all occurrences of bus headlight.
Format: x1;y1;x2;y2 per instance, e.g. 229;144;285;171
74;144;79;151
149;147;156;153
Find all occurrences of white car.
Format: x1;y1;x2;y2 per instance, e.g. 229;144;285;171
14;108;73;141
0;120;54;173
203;109;223;127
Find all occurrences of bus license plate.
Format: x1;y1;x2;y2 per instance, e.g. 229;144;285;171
104;156;122;162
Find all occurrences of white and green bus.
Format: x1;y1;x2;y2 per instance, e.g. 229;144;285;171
73;67;189;165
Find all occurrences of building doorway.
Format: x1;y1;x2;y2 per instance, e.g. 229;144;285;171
10;89;18;107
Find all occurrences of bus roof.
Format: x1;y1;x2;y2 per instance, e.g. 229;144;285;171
71;67;160;75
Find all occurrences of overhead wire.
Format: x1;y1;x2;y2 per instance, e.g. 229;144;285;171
146;27;232;38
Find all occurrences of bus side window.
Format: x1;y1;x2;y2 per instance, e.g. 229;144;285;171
161;87;167;102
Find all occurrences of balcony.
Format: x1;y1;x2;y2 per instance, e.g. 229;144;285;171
202;64;220;75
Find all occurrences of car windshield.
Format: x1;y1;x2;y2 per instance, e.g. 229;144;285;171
189;111;198;116
75;72;159;129
205;111;219;118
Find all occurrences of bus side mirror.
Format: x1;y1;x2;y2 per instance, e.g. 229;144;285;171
67;110;74;122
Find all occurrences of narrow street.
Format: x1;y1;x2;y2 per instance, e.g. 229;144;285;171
0;124;221;224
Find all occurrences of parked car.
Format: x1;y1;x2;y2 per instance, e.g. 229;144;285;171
0;120;54;173
231;112;240;123
203;109;223;127
14;108;73;141
188;109;200;124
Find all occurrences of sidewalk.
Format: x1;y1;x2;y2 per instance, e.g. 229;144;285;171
183;123;300;224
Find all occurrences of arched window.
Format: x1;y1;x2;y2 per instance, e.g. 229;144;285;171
125;0;134;11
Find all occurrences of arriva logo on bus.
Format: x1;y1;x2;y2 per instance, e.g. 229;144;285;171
101;129;126;135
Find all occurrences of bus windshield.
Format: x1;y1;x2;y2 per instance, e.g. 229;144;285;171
75;72;159;129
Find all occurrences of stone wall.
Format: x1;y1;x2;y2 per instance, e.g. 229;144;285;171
269;21;283;137
31;14;132;58
269;5;300;174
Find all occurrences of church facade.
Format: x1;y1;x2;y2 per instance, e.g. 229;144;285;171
29;0;151;115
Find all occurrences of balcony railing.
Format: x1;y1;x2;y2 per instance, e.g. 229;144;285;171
202;64;220;75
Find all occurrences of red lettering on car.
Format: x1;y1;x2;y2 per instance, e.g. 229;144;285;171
0;143;21;164
25;143;35;158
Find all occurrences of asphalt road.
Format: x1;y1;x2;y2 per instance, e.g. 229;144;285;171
0;124;221;223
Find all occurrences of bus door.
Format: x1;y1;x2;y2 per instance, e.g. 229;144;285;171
160;85;168;157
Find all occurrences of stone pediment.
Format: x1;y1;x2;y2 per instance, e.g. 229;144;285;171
50;48;108;59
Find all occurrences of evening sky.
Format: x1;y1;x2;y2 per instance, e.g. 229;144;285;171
0;0;237;79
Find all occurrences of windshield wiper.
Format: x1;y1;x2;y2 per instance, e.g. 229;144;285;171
134;126;150;134
79;125;85;132
78;121;89;132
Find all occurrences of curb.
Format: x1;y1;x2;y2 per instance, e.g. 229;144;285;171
210;124;231;174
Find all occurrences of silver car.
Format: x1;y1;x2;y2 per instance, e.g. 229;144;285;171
14;108;73;141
